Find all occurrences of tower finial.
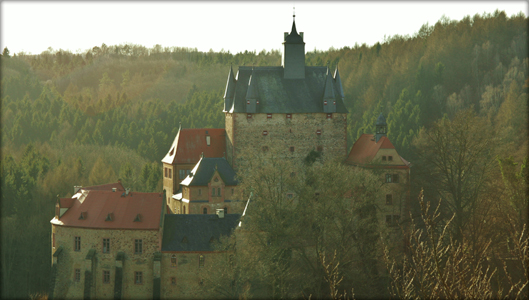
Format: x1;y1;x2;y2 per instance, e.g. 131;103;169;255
293;6;295;20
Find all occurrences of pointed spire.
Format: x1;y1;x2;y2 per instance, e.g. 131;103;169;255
376;113;387;126
334;67;345;100
323;68;335;100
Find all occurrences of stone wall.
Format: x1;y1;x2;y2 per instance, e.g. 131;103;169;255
226;112;348;172
52;224;160;299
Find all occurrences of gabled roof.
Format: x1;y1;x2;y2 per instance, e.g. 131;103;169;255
346;134;402;166
180;157;237;187
161;214;241;252
50;190;163;230
224;66;348;114
162;128;226;165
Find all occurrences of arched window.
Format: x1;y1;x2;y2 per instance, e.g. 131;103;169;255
203;207;207;214
171;255;177;267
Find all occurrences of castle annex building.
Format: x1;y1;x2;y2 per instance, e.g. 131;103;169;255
50;19;410;299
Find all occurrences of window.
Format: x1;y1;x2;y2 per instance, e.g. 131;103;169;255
135;271;143;284
247;114;252;119
224;207;228;214
231;188;234;195
74;269;81;282
382;156;387;161
203;207;207;214
74;236;81;251
171;277;176;285
169;169;172;178
206;135;211;146
165;168;168;177
183;206;186;214
103;270;110;284
179;170;185;179
212;188;215;196
218;187;221;196
388;156;393;161
327;113;332;119
171;255;177;267
324;100;328;105
198;189;202;196
134;239;143;254
103;238;110;253
385;174;392;183
286;114;292;119
289;146;295;152
267;114;272;119
316;129;321;135
52;233;55;248
262;130;268;136
290;172;296;178
199;255;205;267
386;194;393;205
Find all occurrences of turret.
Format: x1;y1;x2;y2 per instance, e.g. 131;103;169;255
282;16;305;79
375;113;387;143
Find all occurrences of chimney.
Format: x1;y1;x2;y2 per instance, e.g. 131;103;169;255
216;209;225;218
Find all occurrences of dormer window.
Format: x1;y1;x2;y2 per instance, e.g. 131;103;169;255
105;213;114;221
388;156;393;161
382;156;387;161
262;131;268;136
79;212;87;220
134;214;142;222
316;129;321;135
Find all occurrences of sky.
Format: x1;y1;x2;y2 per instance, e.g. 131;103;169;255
1;1;527;55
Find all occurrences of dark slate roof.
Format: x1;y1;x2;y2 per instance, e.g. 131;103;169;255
161;214;241;252
180;157;237;186
376;113;387;126
224;66;348;114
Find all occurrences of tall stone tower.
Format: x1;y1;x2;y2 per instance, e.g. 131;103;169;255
224;18;348;172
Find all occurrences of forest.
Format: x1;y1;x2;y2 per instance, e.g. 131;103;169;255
1;10;527;299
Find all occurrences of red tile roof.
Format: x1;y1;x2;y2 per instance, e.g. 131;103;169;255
59;198;75;208
346;134;396;165
51;190;163;230
162;128;226;164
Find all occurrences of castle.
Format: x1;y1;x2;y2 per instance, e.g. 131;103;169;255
49;18;410;299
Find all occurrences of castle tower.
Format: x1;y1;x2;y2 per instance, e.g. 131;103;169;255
224;20;348;172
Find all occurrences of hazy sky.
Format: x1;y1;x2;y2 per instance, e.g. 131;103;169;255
1;1;527;55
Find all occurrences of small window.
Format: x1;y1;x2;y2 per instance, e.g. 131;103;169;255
165;168;168;177
388;156;393;161
103;238;110;253
199;255;205;267
212;188;215;196
262;146;269;152
286;114;292;119
74;236;81;251
134;239;143;254
135;271;143;284
289;146;295;153
333;101;336;105
103;270;110;284
203;207;207;214
224;207;228;214
183;206;186;214
171;255;177;267
262;130;268;136
171;277;176;285
386;194;393;205
267;114;272;119
179;170;185;179
256;100;260;104
134;214;142;222
52;233;55;248
198;189;202;196
206;135;211;146
382;156;387;161
385;174;392;183
231;188;234;195
316;129;321;135
317;146;323;152
169;168;172;178
246;100;250;105
247;114;252;119
74;269;81;282
324;100;328;105
327;114;332;119
218;187;221;196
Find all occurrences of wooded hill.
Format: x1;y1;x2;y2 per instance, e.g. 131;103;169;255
1;10;527;299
